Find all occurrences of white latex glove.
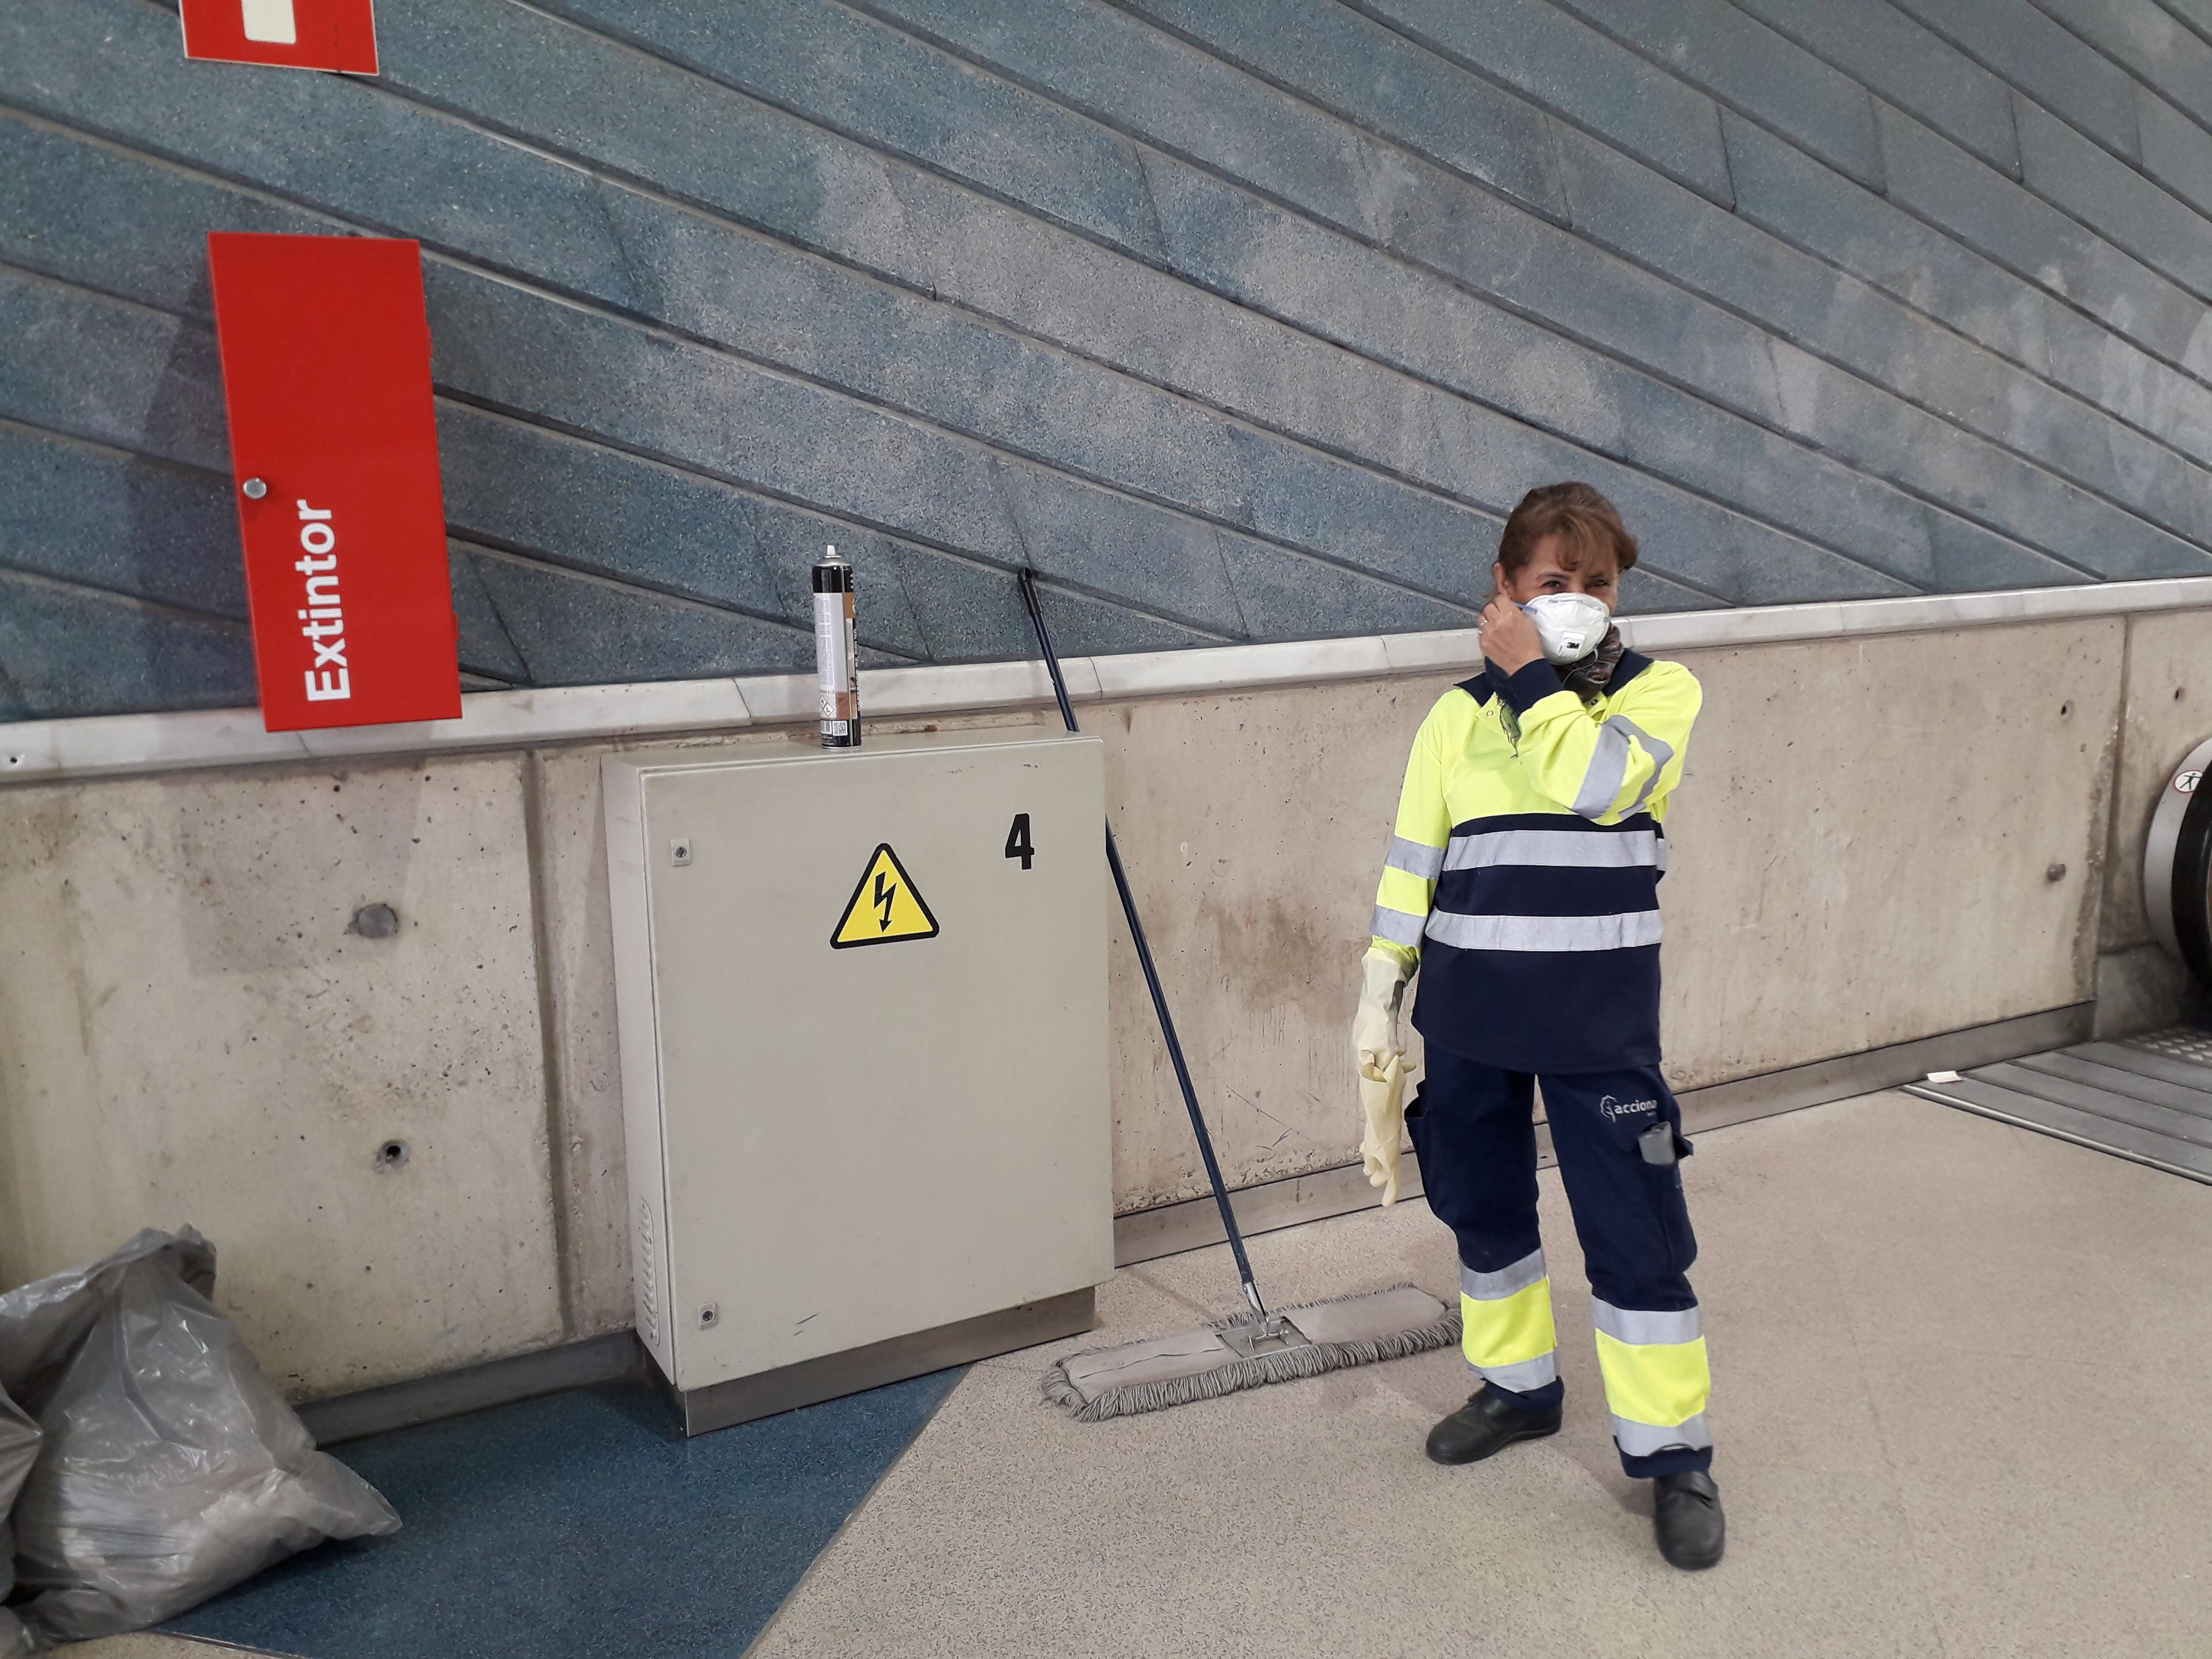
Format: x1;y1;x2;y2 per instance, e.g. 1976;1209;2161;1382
1354;946;1412;1205
1359;1052;1408;1206
1354;946;1408;1082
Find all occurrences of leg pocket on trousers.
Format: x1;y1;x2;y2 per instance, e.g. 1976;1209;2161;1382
1641;1106;1699;1276
1602;1101;1698;1277
1649;1162;1698;1276
1403;1080;1431;1165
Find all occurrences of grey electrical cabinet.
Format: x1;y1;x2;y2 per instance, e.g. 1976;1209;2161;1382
602;730;1114;1433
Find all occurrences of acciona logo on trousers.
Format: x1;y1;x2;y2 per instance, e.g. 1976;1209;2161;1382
1599;1095;1658;1122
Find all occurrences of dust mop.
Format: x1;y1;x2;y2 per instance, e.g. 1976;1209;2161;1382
1017;571;1461;1422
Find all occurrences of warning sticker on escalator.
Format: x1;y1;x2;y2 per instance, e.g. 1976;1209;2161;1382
831;843;941;948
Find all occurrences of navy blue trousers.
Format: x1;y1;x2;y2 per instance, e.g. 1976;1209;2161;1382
1405;1045;1715;1478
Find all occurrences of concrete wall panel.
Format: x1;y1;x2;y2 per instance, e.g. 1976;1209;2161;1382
1085;678;1441;1209
0;758;562;1397
1655;622;2122;1084
2099;608;2212;949
533;741;660;1342
2094;941;2207;1037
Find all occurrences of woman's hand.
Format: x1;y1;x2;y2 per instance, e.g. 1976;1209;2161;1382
1479;591;1544;675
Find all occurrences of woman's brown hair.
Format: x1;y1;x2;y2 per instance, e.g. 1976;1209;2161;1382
1497;482;1639;577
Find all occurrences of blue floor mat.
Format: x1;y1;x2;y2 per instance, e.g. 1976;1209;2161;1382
163;1367;966;1659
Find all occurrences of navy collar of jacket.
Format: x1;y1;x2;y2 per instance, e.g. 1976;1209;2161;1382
1459;648;1655;706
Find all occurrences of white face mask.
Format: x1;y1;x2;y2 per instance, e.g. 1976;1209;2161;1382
1521;592;1612;664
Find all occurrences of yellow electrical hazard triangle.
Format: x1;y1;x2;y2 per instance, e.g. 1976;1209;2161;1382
830;842;941;948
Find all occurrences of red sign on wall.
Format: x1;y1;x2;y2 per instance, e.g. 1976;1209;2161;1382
208;233;460;733
180;0;379;75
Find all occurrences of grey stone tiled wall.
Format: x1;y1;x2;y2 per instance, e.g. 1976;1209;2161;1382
4;1;2212;719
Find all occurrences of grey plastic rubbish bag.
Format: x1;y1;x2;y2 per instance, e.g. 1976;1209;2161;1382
0;1382;41;1659
0;1228;400;1646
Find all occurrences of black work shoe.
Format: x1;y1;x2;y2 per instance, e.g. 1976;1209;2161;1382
1653;1469;1725;1568
1424;1388;1562;1465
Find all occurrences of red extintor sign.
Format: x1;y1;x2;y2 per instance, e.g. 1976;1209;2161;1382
179;0;379;74
207;233;461;733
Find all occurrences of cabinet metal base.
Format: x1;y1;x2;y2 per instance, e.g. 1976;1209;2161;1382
666;1287;1096;1436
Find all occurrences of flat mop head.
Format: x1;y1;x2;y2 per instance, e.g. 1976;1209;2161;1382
1042;1285;1460;1423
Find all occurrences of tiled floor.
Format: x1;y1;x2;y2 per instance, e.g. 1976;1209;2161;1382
56;1088;2212;1658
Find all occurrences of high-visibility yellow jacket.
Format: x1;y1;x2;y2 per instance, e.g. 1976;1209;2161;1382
1371;649;1701;1073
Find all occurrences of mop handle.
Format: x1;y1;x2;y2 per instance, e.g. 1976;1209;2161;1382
1017;570;1268;1317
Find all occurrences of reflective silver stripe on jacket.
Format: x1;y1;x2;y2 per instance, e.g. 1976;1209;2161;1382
1371;904;1427;947
1476;1352;1559;1392
1424;909;1663;952
1443;827;1660;871
1611;1411;1714;1455
1460;1248;1547;1302
1573;716;1675;819
1386;836;1445;880
1591;1299;1702;1346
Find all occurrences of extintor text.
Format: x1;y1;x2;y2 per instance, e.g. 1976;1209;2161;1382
294;499;350;702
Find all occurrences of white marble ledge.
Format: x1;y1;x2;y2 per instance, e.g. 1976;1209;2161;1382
7;577;2211;784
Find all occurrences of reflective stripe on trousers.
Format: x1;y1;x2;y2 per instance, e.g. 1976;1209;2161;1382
1591;1298;1713;1455
1459;1248;1558;1392
1459;1265;1710;1450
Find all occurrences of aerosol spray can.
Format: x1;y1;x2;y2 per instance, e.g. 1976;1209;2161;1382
812;545;860;749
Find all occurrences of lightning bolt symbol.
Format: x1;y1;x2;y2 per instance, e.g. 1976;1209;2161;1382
873;870;896;931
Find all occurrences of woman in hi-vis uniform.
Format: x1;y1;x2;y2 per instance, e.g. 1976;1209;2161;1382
1355;482;1724;1570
